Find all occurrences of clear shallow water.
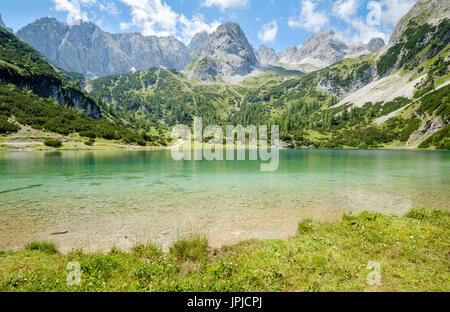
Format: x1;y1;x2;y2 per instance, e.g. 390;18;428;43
0;150;449;253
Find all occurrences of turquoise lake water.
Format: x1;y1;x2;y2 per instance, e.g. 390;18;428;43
0;150;449;252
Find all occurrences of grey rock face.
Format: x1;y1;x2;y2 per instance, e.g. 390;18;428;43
188;31;209;58
0;14;13;32
367;38;385;52
0;68;101;119
257;45;279;65
58;21;129;77
278;30;385;69
113;33;190;72
157;36;191;69
195;22;260;78
190;57;219;81
279;45;298;64
17;18;68;64
17;18;190;77
63;87;101;119
296;30;347;66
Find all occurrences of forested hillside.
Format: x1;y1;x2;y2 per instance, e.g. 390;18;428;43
0;84;151;145
0;28;158;146
88;18;449;150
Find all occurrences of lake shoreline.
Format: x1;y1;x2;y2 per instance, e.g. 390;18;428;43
0;143;446;152
2;133;448;152
1;208;448;292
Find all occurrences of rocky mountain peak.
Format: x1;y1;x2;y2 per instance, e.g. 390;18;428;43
313;29;335;40
298;30;346;58
257;45;279;65
191;22;259;79
30;17;67;29
69;19;99;31
367;38;385;52
279;45;298;64
202;22;257;60
188;31;209;58
214;22;243;36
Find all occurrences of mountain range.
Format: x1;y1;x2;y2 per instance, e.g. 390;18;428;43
261;30;385;70
0;0;448;151
17;18;191;77
15;16;385;80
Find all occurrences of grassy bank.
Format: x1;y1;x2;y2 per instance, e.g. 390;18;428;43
0;125;164;152
0;209;448;292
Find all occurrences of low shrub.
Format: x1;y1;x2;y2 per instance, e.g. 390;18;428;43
84;138;95;146
0;116;20;134
44;139;63;148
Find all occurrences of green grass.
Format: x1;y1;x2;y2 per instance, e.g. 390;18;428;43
0;209;448;292
24;242;58;254
169;234;209;262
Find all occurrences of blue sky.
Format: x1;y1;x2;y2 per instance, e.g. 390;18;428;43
0;0;418;51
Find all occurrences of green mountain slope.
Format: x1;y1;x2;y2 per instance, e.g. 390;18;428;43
0;27;102;119
0;28;156;146
88;69;310;129
0;84;147;145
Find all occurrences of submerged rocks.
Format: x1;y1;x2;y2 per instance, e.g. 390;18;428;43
50;230;68;235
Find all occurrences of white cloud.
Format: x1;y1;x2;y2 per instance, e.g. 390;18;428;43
52;0;98;22
119;0;178;36
179;14;220;41
52;0;120;22
201;0;249;11
331;0;415;43
332;0;359;21
98;2;120;16
331;0;385;43
348;19;389;43
380;0;416;26
258;20;278;43
288;0;329;33
120;0;219;43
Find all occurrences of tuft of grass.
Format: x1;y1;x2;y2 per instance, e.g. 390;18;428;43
406;208;444;220
406;208;448;227
24;242;58;254
169;234;209;262
298;219;314;234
